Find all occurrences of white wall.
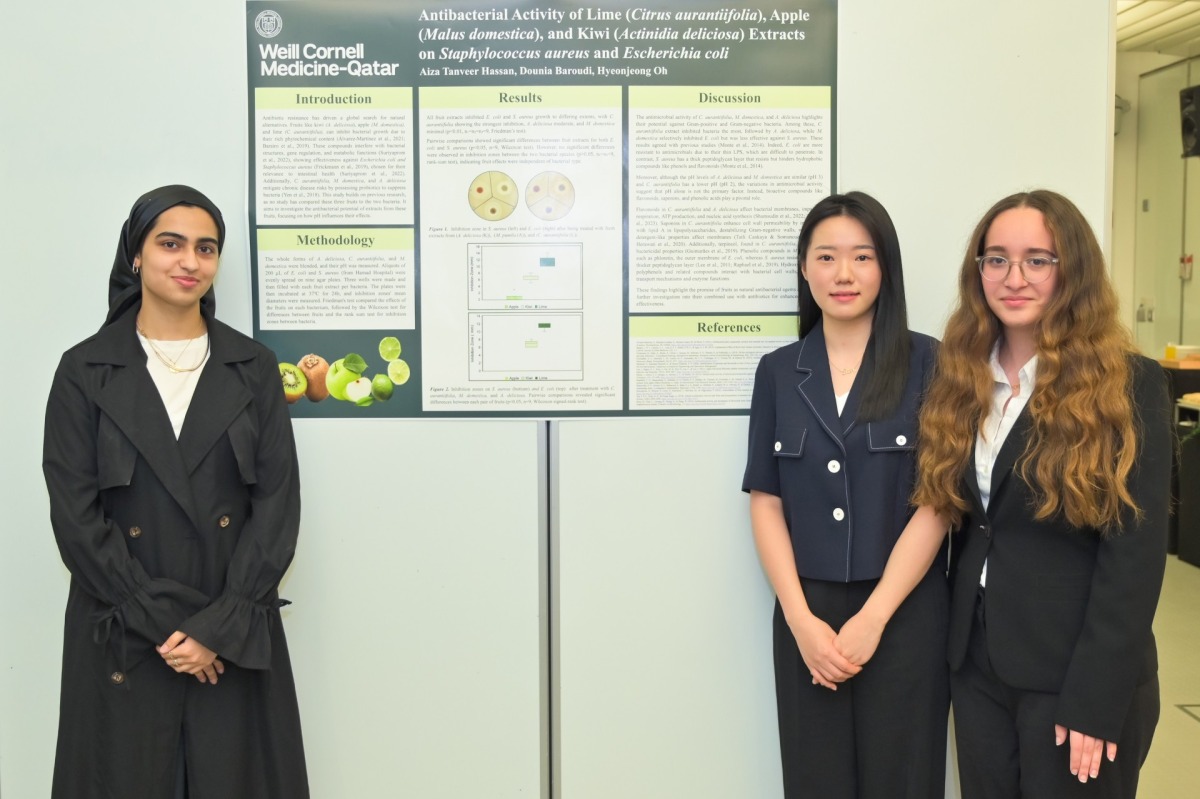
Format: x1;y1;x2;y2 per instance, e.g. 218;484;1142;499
286;420;547;797
553;419;780;798
1;4;258;795
839;1;1115;339
0;1;1115;797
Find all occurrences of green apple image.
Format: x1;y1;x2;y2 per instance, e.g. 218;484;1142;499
325;359;353;401
326;353;368;401
345;376;374;406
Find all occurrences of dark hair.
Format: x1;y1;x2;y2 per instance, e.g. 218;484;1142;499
132;201;215;254
796;191;910;421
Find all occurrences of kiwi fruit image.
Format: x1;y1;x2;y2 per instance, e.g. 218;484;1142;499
298;354;330;402
278;363;307;404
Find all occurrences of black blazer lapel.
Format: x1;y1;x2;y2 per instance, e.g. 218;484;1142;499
793;325;845;451
965;437;985;514
87;309;201;530
987;405;1033;514
177;320;256;476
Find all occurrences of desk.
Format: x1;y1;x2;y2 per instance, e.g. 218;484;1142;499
1161;363;1200;399
1162;365;1200;556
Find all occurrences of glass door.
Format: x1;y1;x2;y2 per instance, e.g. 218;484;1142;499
1134;61;1187;356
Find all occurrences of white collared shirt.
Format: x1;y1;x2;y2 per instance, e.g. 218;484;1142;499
976;344;1038;586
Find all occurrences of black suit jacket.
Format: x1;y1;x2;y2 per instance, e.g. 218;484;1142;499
946;355;1172;742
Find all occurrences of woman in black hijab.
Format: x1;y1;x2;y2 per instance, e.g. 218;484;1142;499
43;185;309;798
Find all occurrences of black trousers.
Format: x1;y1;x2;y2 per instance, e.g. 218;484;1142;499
773;569;949;799
950;593;1159;799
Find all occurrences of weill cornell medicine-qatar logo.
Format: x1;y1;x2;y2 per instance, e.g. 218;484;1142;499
255;10;282;38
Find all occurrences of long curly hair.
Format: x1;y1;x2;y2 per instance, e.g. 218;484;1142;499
913;190;1138;532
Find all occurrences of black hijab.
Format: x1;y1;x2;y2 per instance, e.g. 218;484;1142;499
105;185;226;326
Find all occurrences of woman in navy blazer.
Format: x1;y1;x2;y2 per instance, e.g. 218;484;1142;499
744;192;950;798
914;190;1171;798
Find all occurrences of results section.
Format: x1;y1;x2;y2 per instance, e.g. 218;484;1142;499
420;86;623;412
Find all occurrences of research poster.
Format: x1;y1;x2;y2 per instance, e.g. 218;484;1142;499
245;0;836;417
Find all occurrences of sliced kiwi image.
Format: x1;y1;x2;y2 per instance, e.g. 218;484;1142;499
278;363;307;404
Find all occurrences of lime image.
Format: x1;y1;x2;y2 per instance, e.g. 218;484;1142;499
387;359;411;386
378;336;402;362
371;374;394;401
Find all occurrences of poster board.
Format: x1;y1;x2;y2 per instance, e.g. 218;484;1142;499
245;0;837;417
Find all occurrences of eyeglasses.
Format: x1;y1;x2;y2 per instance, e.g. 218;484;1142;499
975;254;1058;283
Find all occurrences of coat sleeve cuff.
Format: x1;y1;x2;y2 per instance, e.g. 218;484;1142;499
1054;686;1135;744
179;593;281;670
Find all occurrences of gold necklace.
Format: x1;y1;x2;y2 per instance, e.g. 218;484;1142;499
830;360;859;376
137;323;209;374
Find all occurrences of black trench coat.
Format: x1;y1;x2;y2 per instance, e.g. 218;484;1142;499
42;305;308;798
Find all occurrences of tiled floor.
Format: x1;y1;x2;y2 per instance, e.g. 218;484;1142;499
1138;555;1200;797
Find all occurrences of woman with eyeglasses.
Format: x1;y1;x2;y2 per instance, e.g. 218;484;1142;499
743;192;951;798
914;190;1170;798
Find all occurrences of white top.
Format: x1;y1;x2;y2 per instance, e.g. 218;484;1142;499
975;344;1038;587
137;332;210;439
835;390;849;416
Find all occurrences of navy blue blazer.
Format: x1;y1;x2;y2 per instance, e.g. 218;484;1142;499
743;324;938;582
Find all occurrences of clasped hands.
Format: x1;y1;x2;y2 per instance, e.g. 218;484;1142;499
790;610;883;691
791;613;1120;784
157;630;224;684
